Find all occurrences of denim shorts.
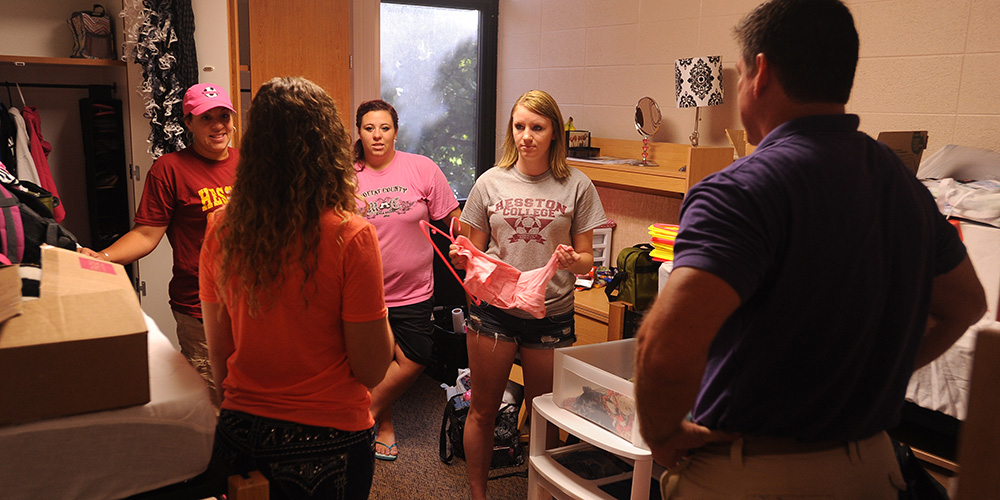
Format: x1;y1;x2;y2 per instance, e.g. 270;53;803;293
467;302;576;349
212;409;375;500
388;297;435;366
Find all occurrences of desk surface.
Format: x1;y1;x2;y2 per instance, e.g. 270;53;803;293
575;288;610;323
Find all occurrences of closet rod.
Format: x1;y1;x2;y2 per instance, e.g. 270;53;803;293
4;81;115;91
3;81;117;99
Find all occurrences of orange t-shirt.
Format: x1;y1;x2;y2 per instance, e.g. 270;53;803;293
200;209;386;430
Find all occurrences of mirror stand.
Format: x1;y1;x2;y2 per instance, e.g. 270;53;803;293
633;96;662;167
641;136;653;165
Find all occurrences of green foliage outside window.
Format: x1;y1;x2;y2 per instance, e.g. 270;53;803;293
382;37;479;199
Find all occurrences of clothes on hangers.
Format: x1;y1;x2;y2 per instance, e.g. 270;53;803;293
8;107;40;186
21;106;64;222
0;101;17;176
0;82;67;222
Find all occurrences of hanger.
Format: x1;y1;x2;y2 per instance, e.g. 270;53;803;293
15;82;25;108
3;82;11;108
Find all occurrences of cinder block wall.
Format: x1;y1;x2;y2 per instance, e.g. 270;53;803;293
497;0;1000;254
497;0;1000;159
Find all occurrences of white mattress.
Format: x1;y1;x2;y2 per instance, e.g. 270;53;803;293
0;313;217;499
906;221;1000;420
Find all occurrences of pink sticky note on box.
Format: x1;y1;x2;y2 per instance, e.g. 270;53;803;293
79;256;117;275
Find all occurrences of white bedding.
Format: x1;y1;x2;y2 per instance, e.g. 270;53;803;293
905;221;1000;420
0;313;217;500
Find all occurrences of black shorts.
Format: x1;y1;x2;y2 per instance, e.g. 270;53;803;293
467;302;576;349
388;298;435;366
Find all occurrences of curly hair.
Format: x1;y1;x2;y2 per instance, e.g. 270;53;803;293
352;99;399;166
496;90;570;178
213;76;360;314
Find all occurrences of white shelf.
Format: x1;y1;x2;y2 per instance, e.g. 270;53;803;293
592;227;612;268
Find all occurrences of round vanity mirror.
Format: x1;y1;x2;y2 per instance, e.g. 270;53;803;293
633;97;661;166
635;96;662;138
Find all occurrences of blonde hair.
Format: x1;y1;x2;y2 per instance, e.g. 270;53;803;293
496;90;569;178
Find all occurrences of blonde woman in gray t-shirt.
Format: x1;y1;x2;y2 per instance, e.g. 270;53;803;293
450;90;606;500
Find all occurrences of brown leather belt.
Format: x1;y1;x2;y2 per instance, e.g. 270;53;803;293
701;436;849;456
738;436;847;456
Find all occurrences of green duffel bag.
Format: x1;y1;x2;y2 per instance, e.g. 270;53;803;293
605;243;661;310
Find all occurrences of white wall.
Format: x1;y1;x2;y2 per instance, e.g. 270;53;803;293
496;0;1000;158
192;1;233;95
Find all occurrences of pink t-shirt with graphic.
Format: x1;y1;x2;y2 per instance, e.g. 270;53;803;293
356;151;459;307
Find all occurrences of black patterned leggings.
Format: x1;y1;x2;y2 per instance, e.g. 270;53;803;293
212;409;376;500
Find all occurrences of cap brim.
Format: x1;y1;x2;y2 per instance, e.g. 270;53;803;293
187;102;237;117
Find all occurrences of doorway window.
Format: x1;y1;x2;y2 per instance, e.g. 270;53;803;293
380;1;498;199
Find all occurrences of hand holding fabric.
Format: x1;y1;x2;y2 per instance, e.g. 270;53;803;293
554;244;581;270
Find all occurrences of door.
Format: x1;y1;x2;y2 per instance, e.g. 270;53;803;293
246;0;351;115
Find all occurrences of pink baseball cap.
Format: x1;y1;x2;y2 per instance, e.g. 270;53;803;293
183;83;236;116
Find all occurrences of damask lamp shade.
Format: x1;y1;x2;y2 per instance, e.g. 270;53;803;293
675;56;724;147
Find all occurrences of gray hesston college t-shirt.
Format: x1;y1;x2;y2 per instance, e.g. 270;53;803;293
460;165;606;318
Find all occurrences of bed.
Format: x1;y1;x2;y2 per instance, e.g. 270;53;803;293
0;312;217;500
905;221;1000;421
897;146;1000;468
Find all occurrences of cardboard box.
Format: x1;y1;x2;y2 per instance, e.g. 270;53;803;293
0;246;149;425
553;338;646;449
877;131;929;175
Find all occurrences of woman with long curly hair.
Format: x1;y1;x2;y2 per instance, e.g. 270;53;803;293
199;76;393;500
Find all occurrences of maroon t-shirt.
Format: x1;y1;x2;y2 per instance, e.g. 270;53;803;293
134;147;238;318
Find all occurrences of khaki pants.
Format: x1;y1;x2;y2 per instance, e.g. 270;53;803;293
173;310;219;408
661;431;906;499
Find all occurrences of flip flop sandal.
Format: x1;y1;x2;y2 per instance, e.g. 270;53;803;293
375;441;398;461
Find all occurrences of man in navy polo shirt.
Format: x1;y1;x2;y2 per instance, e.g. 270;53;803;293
634;0;986;498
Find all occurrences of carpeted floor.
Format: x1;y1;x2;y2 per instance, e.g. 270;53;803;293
368;373;528;500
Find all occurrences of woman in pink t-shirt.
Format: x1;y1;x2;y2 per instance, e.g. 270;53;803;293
353;99;461;461
200;77;393;500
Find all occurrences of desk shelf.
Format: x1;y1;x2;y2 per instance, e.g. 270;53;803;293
568;138;733;197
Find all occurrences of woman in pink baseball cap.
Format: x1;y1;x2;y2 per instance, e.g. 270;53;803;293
79;83;239;408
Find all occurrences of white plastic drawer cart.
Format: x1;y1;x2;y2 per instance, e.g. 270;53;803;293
528;393;661;500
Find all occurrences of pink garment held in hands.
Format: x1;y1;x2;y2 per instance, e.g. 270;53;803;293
420;220;570;319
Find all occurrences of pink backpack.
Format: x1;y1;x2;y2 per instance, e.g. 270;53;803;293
0;165;78;265
0;183;25;264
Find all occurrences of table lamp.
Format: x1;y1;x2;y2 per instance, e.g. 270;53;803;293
675;56;724;147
